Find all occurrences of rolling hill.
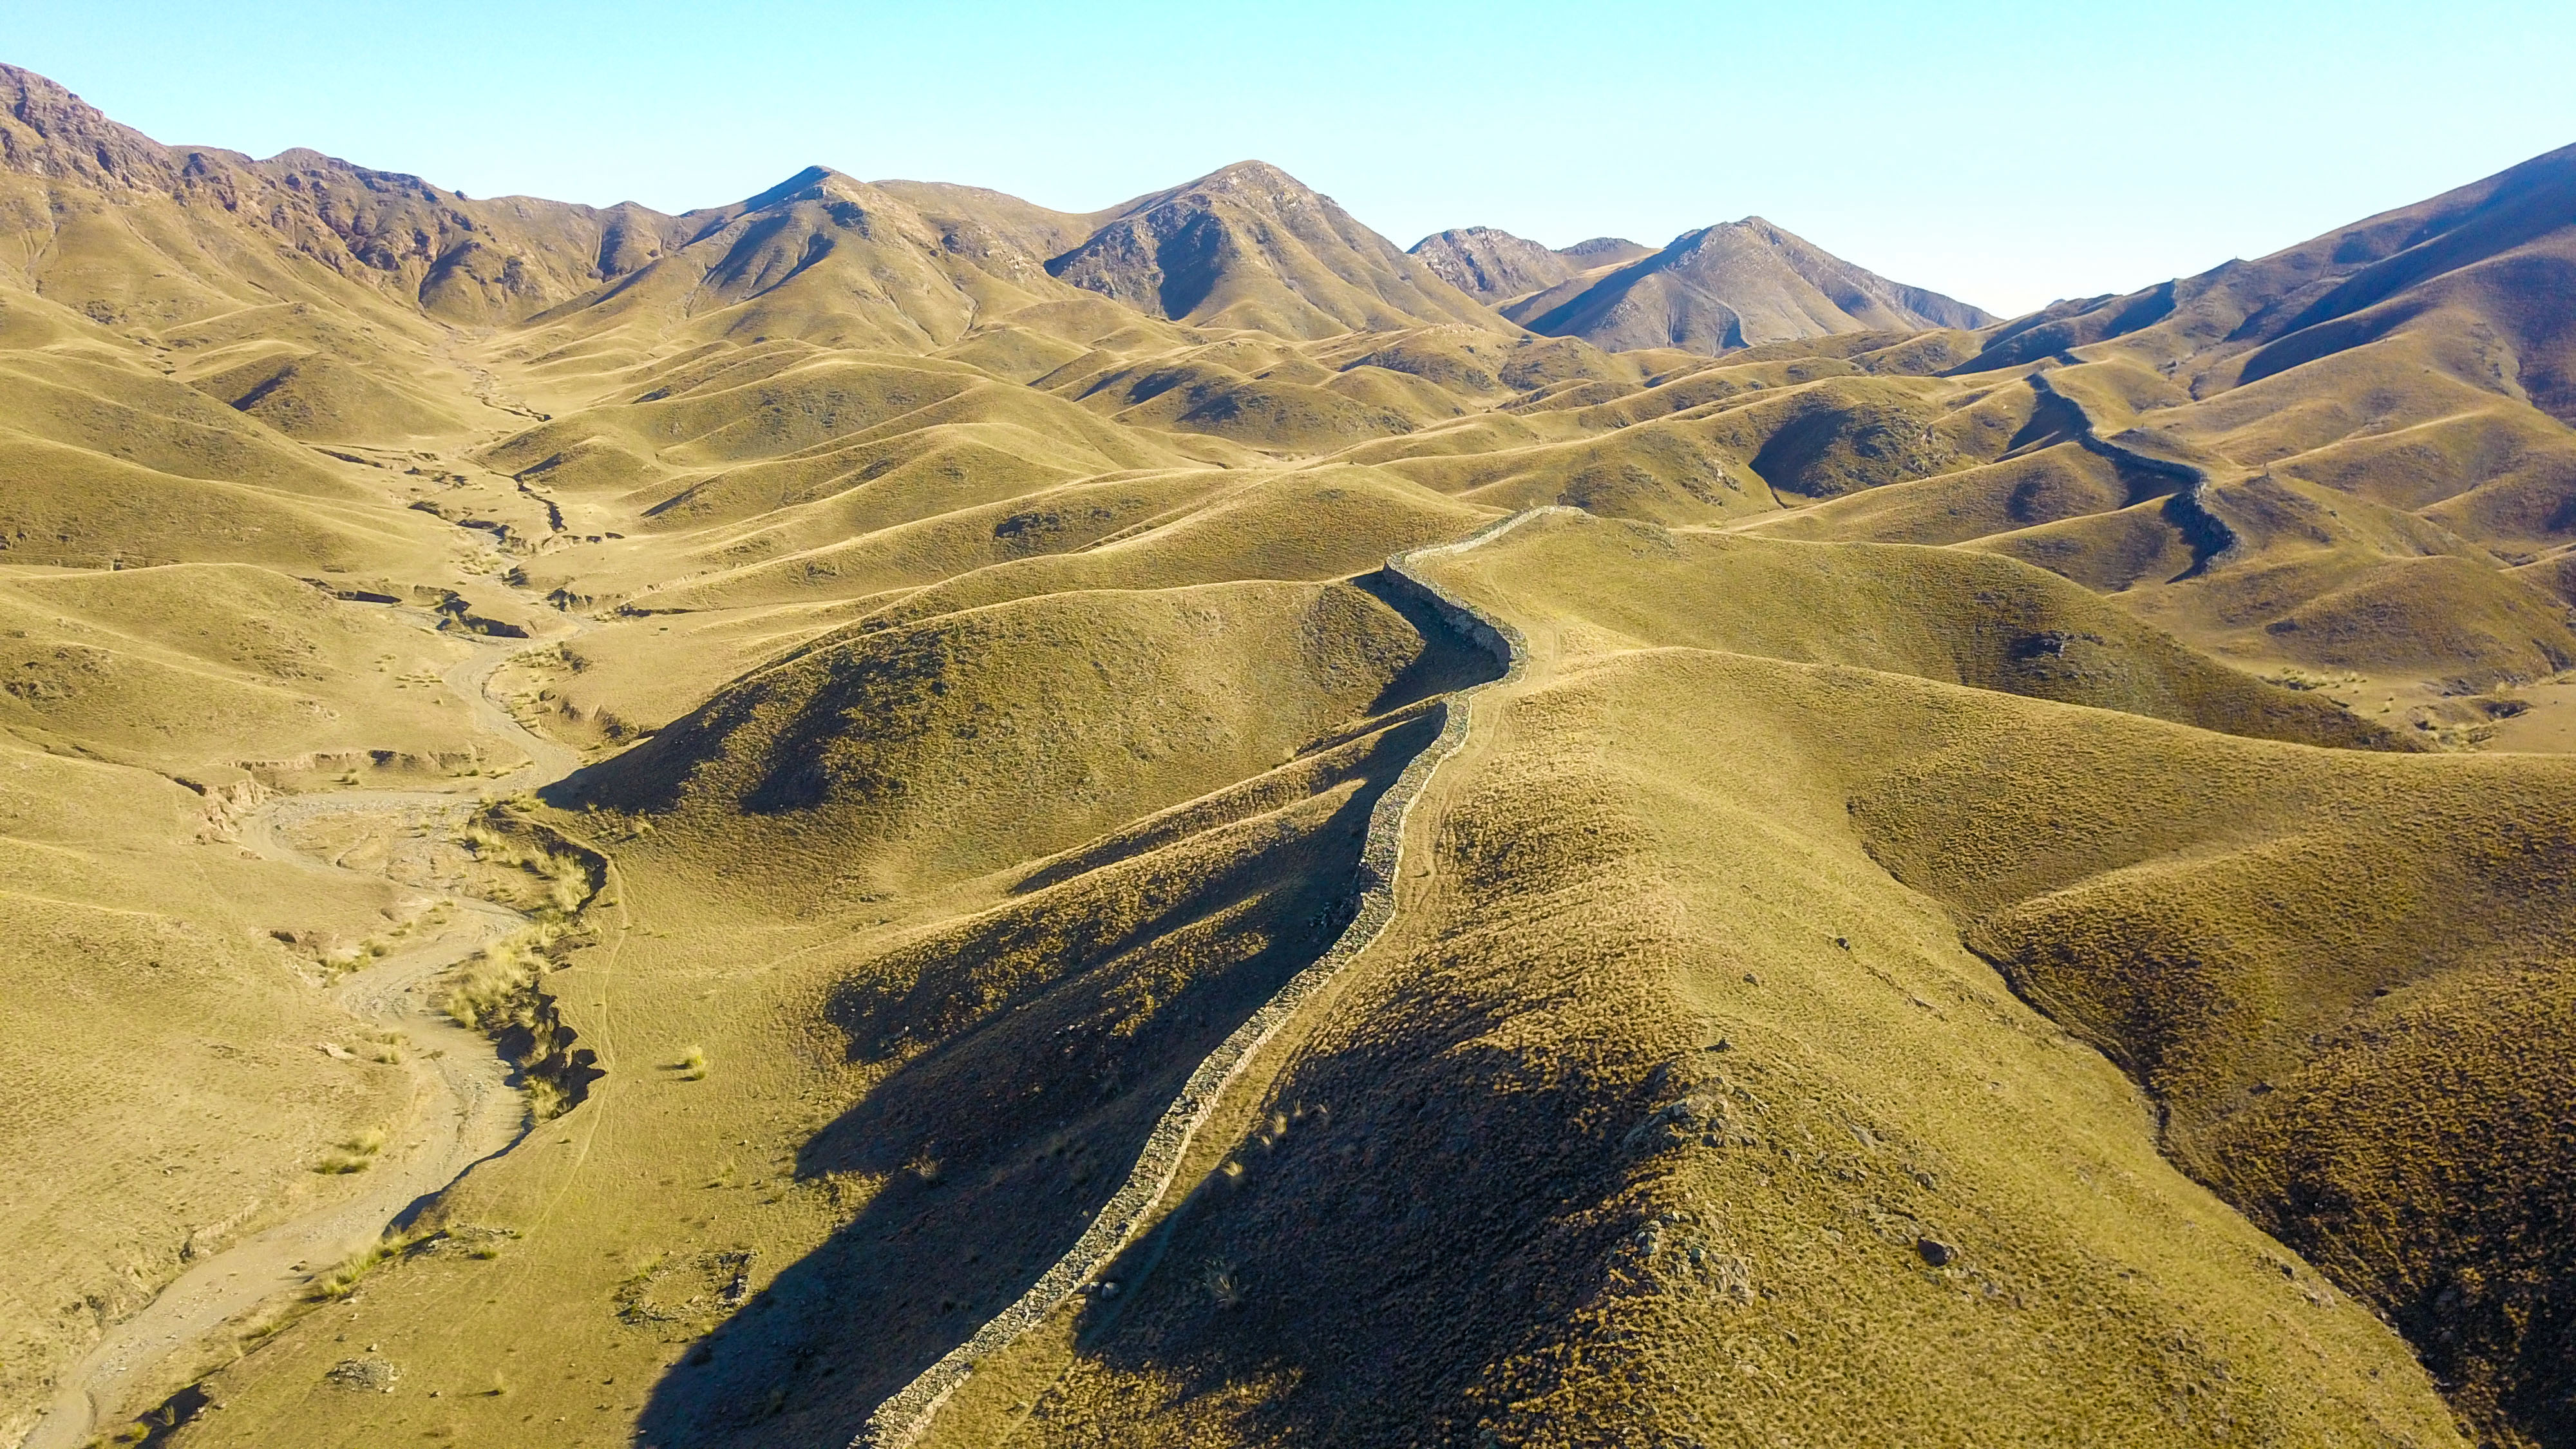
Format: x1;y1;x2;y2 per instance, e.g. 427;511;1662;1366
1;57;2573;1449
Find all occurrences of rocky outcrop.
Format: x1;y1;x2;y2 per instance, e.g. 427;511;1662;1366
1408;229;1654;304
0;63;688;323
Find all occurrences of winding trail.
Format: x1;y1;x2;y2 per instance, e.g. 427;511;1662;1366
859;507;1563;1449
17;617;590;1449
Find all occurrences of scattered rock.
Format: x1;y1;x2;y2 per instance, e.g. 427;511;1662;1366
1917;1236;1956;1267
1624;1095;1719;1153
326;1357;401;1392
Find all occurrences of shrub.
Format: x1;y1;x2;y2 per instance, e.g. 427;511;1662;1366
1200;1256;1244;1309
314;1128;386;1175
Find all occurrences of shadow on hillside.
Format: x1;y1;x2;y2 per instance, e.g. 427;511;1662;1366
630;571;1503;1448
1054;1013;1658;1447
1352;566;1508;715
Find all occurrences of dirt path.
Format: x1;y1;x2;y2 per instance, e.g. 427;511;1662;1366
18;618;591;1449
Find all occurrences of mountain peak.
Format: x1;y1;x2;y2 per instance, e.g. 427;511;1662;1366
728;164;860;213
1406;227;1655;304
1043;162;1510;338
1410;226;1582;303
1190;158;1311;194
1508;216;1991;352
0;62;173;187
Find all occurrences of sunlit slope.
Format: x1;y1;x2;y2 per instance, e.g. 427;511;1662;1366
1028;327;1642;455
1962;141;2576;421
3;48;2572;1449
1334;366;2045;526
1504;216;1993;354
167;576;1502;1449
1406;227;1653;312
178;342;471;445
0;64;679;330
0;310;464;573
1416;511;2571;1443
0;565;518;780
984;645;2459;1449
1045;162;1513;339
0;734;436;1443
619;469;1237;614
493;469;1489;756
1441;511;2401;748
848;468;1495;630
563;580;1458;897
479;343;1258;607
1728;147;2576;699
506;169;1138;363
1855;724;2576;1448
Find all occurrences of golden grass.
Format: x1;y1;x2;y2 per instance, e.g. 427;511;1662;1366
9;75;2576;1448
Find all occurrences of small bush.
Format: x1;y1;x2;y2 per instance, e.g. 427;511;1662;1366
314;1128;386;1175
307;1229;421;1300
1200;1256;1244;1310
677;1044;707;1081
439;930;551;1029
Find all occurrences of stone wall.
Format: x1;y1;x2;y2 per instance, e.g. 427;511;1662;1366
855;507;1553;1449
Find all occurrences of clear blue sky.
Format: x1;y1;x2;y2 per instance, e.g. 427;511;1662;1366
6;0;2572;316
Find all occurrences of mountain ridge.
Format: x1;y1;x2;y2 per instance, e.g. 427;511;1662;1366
1406;225;1649;303
8;53;2576;1449
1040;160;1515;339
1505;214;1994;353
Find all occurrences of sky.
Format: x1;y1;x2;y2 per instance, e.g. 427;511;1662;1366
5;0;2573;316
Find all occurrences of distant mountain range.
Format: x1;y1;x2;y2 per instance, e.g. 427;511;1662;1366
0;62;1982;358
12;53;2576;1449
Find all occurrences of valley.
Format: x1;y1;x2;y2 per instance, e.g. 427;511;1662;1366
1;56;2572;1449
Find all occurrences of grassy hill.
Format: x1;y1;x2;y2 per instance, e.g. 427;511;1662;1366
3;57;2573;1449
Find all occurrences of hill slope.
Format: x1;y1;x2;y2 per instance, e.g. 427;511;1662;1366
1505;216;1993;353
1044;162;1517;339
1406;225;1648;303
3;57;2574;1449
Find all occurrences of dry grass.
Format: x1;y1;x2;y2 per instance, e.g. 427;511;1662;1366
438;932;550;1032
311;1128;387;1176
11;68;2575;1449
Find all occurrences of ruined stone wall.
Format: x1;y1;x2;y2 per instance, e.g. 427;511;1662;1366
855;509;1554;1448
